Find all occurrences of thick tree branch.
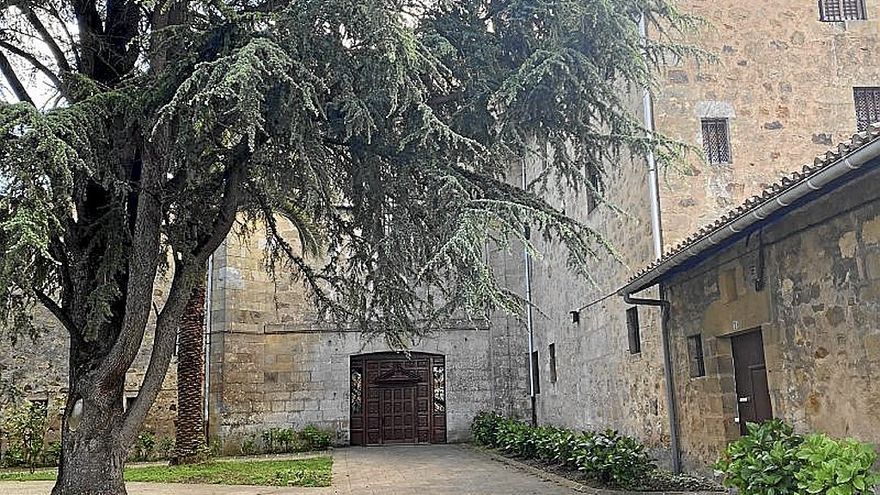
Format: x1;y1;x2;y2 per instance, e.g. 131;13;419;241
34;289;77;335
93;152;165;385
0;51;33;104
120;260;201;443
0;41;63;89
19;6;72;74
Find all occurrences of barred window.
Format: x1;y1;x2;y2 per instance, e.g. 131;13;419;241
687;334;706;378
701;118;731;165
854;87;880;131
819;0;867;21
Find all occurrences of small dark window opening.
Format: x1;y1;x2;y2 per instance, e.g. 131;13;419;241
688;334;706;378
854;87;880;132
701;118;731;164
626;308;641;354
530;350;541;395
586;165;602;213
819;0;867;21
548;343;557;384
124;396;137;412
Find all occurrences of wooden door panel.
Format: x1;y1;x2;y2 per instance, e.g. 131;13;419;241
350;353;446;446
732;329;773;435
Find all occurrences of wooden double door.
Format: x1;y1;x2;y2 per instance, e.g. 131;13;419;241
350;353;447;445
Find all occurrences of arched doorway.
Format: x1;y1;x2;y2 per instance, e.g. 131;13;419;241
349;352;447;445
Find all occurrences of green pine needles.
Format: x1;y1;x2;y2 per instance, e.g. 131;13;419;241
0;0;698;347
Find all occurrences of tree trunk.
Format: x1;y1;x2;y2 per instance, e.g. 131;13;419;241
172;282;207;464
53;373;127;495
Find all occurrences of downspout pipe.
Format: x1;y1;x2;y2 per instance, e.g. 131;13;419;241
522;162;538;427
639;13;664;260
624;289;682;474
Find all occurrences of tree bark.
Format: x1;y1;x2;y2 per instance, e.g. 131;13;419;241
172;281;207;465
53;359;127;495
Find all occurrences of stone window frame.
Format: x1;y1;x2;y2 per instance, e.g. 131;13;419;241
819;0;867;22
696;101;735;166
853;87;880;132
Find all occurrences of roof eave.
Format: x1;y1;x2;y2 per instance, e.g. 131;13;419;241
618;135;880;297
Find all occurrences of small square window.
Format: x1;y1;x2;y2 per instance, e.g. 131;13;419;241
688;335;706;378
548;343;557;384
626;308;641;354
854;87;880;132
819;0;867;22
701;118;731;165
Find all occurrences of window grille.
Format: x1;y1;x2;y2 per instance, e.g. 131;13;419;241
819;0;867;21
701;118;731;165
687;335;706;378
854;87;880;132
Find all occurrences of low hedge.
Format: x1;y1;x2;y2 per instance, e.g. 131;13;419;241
715;419;880;495
471;412;656;488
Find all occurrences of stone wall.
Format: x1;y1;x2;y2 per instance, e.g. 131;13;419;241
518;124;674;464
665;165;880;471
206;217;526;452
0;262;184;442
0;305;179;442
654;0;880;245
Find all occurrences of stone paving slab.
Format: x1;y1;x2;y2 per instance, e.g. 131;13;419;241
0;444;577;495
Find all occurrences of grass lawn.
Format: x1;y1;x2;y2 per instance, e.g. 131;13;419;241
0;456;333;487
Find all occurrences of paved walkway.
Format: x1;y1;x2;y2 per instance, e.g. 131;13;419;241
0;445;576;494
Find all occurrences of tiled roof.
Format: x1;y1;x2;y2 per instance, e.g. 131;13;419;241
621;124;880;294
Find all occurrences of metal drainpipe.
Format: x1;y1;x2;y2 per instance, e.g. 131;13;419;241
639;13;664;260
624;290;682;474
203;254;214;439
637;13;681;474
522;162;537;427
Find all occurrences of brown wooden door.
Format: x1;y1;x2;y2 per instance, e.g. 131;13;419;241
380;386;416;443
350;353;446;445
731;329;773;435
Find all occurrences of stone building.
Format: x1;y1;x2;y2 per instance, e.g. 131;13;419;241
621;128;880;471
520;0;880;473
3;0;880;473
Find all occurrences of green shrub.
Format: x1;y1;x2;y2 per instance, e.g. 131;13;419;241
471;412;504;447
262;428;296;453
300;425;333;451
716;420;880;495
470;413;655;489
0;400;52;471
131;431;157;462
715;420;804;495
795;433;880;495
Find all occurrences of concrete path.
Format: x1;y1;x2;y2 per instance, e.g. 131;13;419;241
0;445;576;494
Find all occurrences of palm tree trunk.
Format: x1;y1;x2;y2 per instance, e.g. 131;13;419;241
171;281;207;464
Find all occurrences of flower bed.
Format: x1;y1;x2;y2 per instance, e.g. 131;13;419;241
471;412;721;492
